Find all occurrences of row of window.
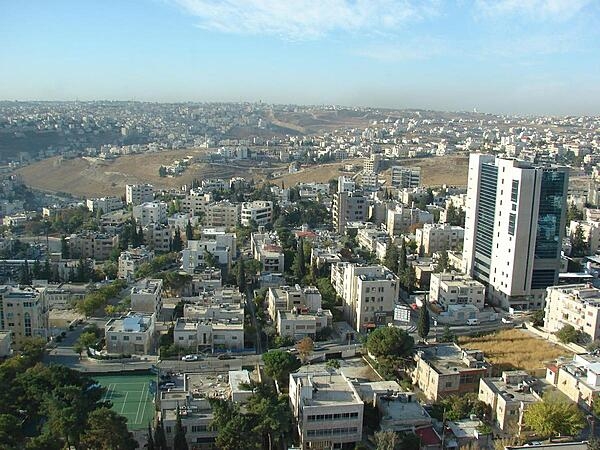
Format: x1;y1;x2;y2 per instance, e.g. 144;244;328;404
307;427;358;437
110;335;143;341
307;412;359;422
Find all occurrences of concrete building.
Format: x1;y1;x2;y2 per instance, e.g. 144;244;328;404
429;272;486;311
86;196;123;213
391;166;421;188
386;205;433;237
544;284;600;341
126;183;154;205
0;331;12;357
330;263;399;332
204;201;240;228
478;371;543;433
568;220;600;254
338;176;356;193
143;223;171;252
546;353;600;411
333;191;368;234
415;224;465;256
356;226;389;258
364;154;381;173
412;343;491;401
181;190;213;217
118;246;154;280
38;283;89;310
174;313;244;353
463;154;569;310
251;232;285;274
181;229;236;273
267;285;323;321
130;278;163;318
0;286;48;349
133;201;168;226
277;309;333;340
229;369;253;403
67;232;119;261
240;201;273;226
105;312;156;355
290;371;364;450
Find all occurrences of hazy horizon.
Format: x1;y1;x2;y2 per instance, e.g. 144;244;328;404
2;0;599;116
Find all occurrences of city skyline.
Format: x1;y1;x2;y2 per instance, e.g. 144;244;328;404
1;0;599;115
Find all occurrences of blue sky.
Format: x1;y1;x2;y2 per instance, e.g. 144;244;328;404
1;0;599;115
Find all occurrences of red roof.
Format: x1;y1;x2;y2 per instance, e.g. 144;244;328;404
415;426;441;446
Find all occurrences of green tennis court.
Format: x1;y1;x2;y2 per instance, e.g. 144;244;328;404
94;373;156;430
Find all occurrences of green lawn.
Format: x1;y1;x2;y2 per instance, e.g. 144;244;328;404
94;373;156;430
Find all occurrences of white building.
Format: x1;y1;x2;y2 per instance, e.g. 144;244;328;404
181;229;236;273
118;246;154;280
338;176;356;193
105;312;156;355
463;154;568;310
330;263;399;332
415;224;465;256
86;196;123;213
429;272;486;311
277;309;333;340
267;285;323;320
289;371;364;450
0;331;12;357
130;278;163;318
126;183;154;205
386;205;433;237
0;285;48;349
251;232;285;274
181;190;213;217
133;201;168;226
240;201;273;226
391;166;421;188
544;284;600;341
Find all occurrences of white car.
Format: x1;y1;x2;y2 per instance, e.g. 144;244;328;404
501;317;513;324
181;354;199;361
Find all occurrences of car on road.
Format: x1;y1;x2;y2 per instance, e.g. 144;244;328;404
181;354;200;361
217;353;234;360
466;318;479;326
501;317;513;324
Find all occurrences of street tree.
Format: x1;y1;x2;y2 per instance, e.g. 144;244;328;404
384;244;399;274
237;254;246;294
524;392;585;439
418;303;431;340
296;337;314;363
173;405;189;450
80;407;138;450
366;327;414;359
262;350;301;384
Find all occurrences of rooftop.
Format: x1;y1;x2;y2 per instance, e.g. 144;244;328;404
417;343;489;375
293;372;362;407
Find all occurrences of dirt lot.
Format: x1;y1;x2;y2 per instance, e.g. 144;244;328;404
459;328;571;374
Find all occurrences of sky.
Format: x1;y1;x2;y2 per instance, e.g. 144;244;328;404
1;0;599;115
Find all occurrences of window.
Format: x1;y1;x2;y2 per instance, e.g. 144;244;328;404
123;336;129;341
111;336;117;340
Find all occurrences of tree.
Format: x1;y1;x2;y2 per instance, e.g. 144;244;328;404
154;418;168;450
567;202;584;223
158;166;167;177
237;254;246;294
571;224;589;257
61;235;70;259
375;430;398;450
262;350;301;384
80;407;138;450
366;327;414;359
32;259;42;279
171;227;183;252
325;359;341;372
75;332;97;355
147;423;155;450
173;405;189;450
556;324;581;344
398;242;407;274
245;382;292;450
185;220;193;241
296;337;314;363
418;303;431;340
19;260;32;285
524;392;585;439
293;237;306;280
0;414;23;449
434;249;449;273
384;244;399;274
531;309;545;327
440;325;456;343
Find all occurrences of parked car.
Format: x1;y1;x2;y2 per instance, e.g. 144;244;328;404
181;354;199;361
466;318;479;326
217;353;234;360
501;317;513;324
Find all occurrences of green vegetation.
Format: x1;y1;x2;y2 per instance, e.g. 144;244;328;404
135;253;178;278
75;279;127;317
366;327;414;360
262;350;301;384
555;324;585;344
524;392;585;439
429;393;490;421
417;303;430;340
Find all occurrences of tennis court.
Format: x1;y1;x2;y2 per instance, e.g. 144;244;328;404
94;373;156;430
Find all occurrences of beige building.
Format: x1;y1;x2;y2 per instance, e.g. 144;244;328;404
143;223;171;252
333;191;368;234
0;286;48;349
130;278;163;318
0;331;12;357
429;272;486;311
277;309;333;340
132;201;168;226
86;196;123;213
412;343;491;401
478;371;543;434
330;263;399;332
118;246;154;280
267;285;322;320
105;312;156;355
544;284;600;341
289;371;364;450
68;232;119;261
415;223;465;256
386;205;433;237
251;232;285;273
125;183;154;205
181;190;213;216
204;200;240;228
546;353;600;411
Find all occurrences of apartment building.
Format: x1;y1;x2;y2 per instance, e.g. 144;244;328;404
167;213;199;231
544;284;600;341
204;201;240;228
67;232;119;261
118;246;154;280
415;223;465;256
568;220;600;254
240;201;273;226
391;166;421;188
386;205;433;237
143;223;171;252
478;371;543;433
298;183;330;200
330;263;398;332
267;285;322;321
251;232;285;273
181;190;213;217
429;272;486;311
364;154;381;173
0;331;12;357
277;309;333;340
290;371;364;450
546;353;600;411
412;343;491;401
333;191;368;234
38;283;89;310
86;196;123;213
105;312;156;355
133;201;168;226
0;285;48;349
463;154;568;310
338;176;356;193
126;183;154;205
181;229;236;273
356;226;389;260
130;278;163;318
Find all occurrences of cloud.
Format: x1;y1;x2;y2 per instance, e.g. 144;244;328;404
170;0;439;40
354;36;448;61
474;0;594;21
